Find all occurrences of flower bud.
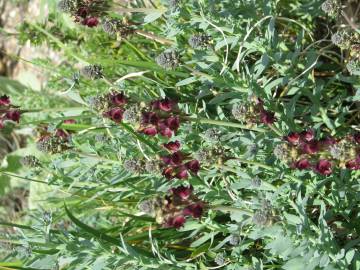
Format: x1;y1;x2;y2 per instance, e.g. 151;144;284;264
314;159;332;175
0;95;10;106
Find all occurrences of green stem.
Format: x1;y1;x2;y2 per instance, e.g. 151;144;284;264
186;117;267;132
211;205;253;215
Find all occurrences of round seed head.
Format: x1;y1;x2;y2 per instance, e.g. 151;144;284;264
57;0;77;13
195;149;213;164
124;159;143;174
252;210;270;226
204;128;221;142
43;211;52;225
123;106;140;124
36;136;68;154
331;31;350;48
145;160;161;174
81;65;103;80
188;33;211;49
347;59;360;75
232;103;247;121
273;143;289;161
156;50;180;70
138;200;154;214
321;0;341;17
20;155;41;167
229;234;241;246
214;253;225;266
251;176;261;188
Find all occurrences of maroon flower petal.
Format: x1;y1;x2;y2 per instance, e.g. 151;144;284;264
109;92;127;106
346;159;360;170
162;166;175;180
159;127;173;138
259;110;276;124
171;185;193;200
165;116;180;131
301;141;319;154
104;108;123;123
163;141;181;152
295;158;311;170
176;166;188;179
142;112;159;125
300;129;315;142
5;110;21;123
285;132;300;145
353;133;360;144
183;203;204;218
185;160;200;174
314;159;332;175
165;215;186;228
0;95;10;106
142;126;158;136
63;119;76;124
82;17;99;27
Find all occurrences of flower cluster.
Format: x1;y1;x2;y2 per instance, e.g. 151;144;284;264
321;0;341;17
140;185;205;228
275;129;360;175
161;141;200;180
0;95;21;128
232;97;276;125
138;98;181;138
57;0;110;27
36;120;75;154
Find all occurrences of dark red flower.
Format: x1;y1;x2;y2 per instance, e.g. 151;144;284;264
152;98;177;112
285;132;300;145
295;158;311;170
176;166;188;179
166;215;186;228
55;129;68;138
142;112;159;125
353;133;360;144
165;116;180;131
162;167;175;180
163;141;180;152
170;151;184;165
110;92;127;106
82;17;99;27
5;110;21;123
183;203;204;218
300;129;315;142
259;110;275;124
105;108;123;123
346;159;360;170
76;7;89;18
63;119;76;124
142;126;157;136
319;136;336;147
185;160;200;174
301;141;319;154
171;185;193;200
314;159;332;175
159;127;173;138
0;95;10;106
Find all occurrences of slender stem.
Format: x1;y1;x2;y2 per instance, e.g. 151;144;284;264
186;117;267;132
135;30;174;45
267;124;284;136
211;205;253;215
